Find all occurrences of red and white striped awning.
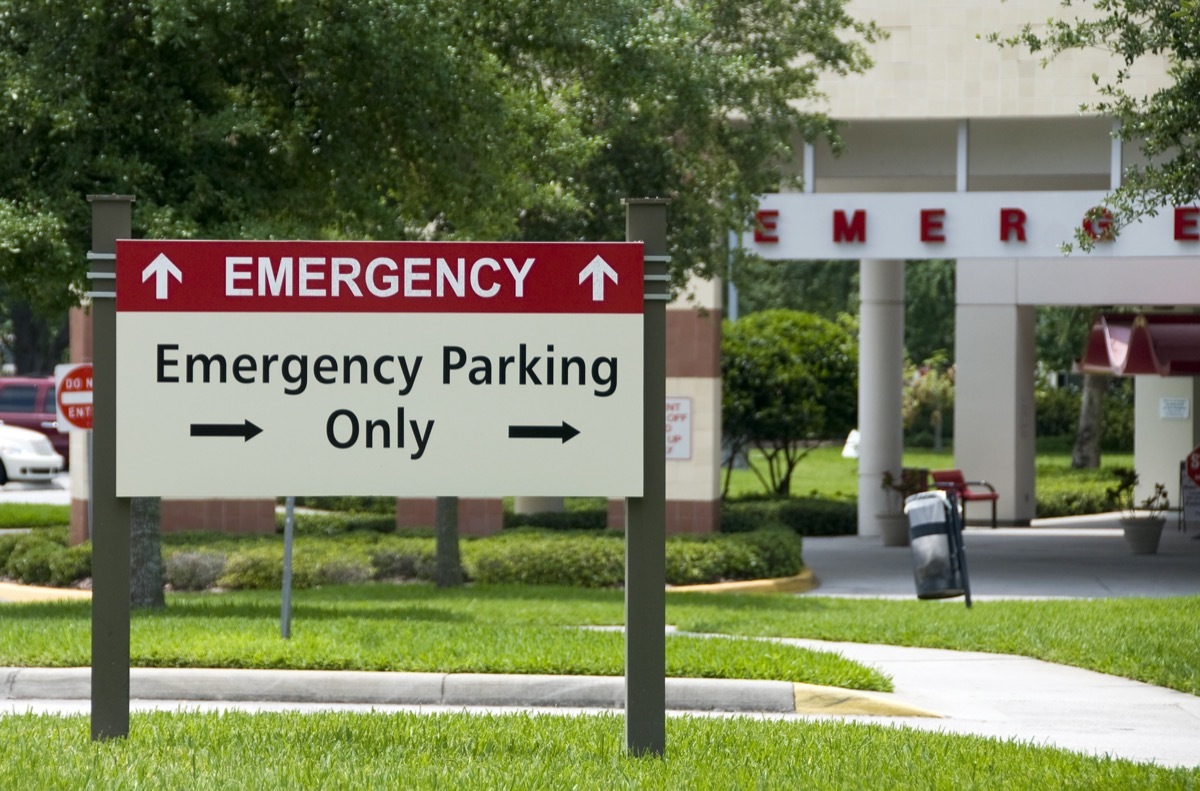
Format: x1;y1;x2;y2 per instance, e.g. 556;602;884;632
1079;313;1200;376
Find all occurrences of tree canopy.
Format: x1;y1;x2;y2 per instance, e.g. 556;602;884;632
721;309;857;496
998;0;1200;244
0;0;880;321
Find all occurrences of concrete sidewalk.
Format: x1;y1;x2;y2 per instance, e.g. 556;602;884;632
800;512;1200;599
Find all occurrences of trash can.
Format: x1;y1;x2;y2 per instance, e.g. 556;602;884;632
904;490;971;605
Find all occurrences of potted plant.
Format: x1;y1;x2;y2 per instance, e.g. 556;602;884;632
1107;467;1170;554
879;468;930;547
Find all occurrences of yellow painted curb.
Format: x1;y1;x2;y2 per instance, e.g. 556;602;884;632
793;682;942;718
668;569;819;595
0;582;91;603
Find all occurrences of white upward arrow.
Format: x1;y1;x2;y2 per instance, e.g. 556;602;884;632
142;253;183;300
578;255;618;301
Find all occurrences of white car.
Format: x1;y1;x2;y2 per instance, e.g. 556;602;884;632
0;422;64;484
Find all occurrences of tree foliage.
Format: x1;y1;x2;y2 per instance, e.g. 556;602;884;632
0;0;880;310
903;259;955;363
721;310;857;496
730;257;858;319
995;0;1200;245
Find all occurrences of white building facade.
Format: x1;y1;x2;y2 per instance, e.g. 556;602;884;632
743;0;1198;534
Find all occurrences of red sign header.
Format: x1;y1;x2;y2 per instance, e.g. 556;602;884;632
116;240;644;314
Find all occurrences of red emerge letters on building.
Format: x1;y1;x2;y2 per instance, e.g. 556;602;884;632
744;192;1200;260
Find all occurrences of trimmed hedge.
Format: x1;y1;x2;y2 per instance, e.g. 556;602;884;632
504;497;856;537
721;496;856;536
503;509;608;530
148;528;803;591
285;497;395;515
0;529;89;587
275;510;397;536
1035;488;1114;519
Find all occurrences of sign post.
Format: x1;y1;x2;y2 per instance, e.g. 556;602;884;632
624;198;669;757
87;194;134;741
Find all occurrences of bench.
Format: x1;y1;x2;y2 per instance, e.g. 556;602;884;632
930;469;999;528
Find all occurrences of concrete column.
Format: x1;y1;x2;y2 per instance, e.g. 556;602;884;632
663;273;722;533
954;259;1036;525
608;273;722;535
1134;376;1200;504
857;259;905;538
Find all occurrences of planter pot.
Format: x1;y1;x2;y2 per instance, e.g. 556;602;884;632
1120;517;1166;555
877;513;910;547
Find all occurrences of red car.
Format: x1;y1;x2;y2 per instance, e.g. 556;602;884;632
0;376;71;463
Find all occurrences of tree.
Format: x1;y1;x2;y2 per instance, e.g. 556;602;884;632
997;0;1200;244
1036;306;1109;468
903;260;955;364
433;497;464;588
0;0;880;592
721;310;857;496
129;498;165;609
730;257;859;319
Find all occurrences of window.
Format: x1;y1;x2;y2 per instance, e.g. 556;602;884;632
0;385;38;413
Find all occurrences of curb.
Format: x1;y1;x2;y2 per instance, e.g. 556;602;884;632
0;667;934;718
668;570;818;595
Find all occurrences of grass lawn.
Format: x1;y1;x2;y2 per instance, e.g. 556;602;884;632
722;441;1134;508
0;586;888;692
3;584;1199;696
0;503;70;529
2;710;1194;789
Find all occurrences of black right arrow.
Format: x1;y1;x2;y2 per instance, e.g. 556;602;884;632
508;421;580;443
190;420;263;442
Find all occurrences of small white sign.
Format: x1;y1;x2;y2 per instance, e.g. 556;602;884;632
665;397;692;461
1182;476;1200;526
1160;397;1191;420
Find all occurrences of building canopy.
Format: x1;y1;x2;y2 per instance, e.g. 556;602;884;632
1079;313;1200;376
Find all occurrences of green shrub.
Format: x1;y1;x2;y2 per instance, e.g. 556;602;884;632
276;511;396;536
464;528;803;587
0;533;22;569
369;541;437;580
503;508;607;530
287;497;396;515
466;531;625;587
665;539;751;585
1035;386;1080;438
5;540;58;585
1035;379;1134;453
1035;488;1114;518
217;548;289;590
0;530;88;587
1101;385;1134;452
726;528;804;576
165;551;228;591
721;497;855;536
47;543;91;587
218;545;373;590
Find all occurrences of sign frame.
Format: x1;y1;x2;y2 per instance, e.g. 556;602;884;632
114;239;645;498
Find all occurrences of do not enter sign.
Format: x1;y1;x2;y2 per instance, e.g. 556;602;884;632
55;363;94;432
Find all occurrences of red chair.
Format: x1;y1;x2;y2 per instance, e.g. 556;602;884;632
931;469;999;528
